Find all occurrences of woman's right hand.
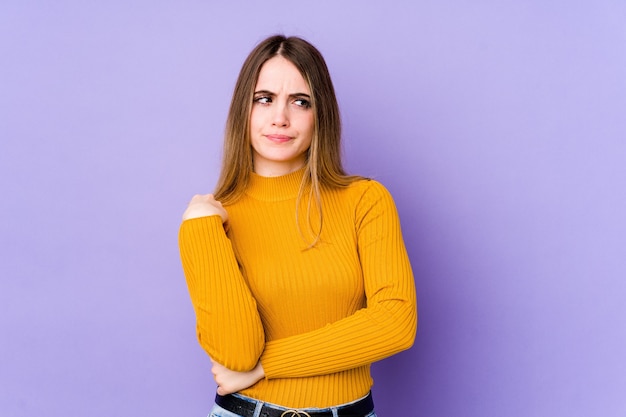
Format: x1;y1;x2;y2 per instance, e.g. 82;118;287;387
182;194;229;225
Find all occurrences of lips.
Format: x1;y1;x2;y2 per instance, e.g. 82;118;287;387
265;134;293;143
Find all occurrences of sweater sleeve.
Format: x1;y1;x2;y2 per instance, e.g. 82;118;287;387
179;215;265;371
259;182;417;378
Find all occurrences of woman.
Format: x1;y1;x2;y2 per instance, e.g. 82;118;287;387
179;35;417;417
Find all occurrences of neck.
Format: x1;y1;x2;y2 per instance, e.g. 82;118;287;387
246;166;307;202
252;159;307;178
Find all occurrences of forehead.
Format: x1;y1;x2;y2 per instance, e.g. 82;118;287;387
255;56;310;93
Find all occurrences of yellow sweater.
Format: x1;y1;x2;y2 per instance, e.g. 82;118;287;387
179;168;417;408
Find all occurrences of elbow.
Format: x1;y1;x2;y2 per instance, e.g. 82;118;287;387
399;321;417;353
371;298;418;354
407;308;418;349
392;302;418;353
223;354;261;373
196;325;264;372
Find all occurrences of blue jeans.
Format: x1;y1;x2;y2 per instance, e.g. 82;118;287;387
208;393;377;417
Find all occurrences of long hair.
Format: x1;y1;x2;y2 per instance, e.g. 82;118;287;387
214;35;362;246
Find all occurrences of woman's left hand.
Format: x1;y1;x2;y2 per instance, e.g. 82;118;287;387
211;359;265;395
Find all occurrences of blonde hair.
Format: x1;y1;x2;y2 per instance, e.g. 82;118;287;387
214;35;362;246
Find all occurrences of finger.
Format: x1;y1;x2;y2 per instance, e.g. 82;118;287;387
190;193;213;202
216;385;230;396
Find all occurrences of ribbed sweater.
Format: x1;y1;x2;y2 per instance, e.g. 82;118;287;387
179;168;417;408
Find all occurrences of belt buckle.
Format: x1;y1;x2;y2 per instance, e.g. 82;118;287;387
280;411;312;417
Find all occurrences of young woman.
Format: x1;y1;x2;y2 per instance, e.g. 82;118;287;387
179;35;417;417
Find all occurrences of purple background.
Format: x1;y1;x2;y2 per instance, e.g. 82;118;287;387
1;1;625;416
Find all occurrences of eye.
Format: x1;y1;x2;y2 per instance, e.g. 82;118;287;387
253;96;271;104
293;98;311;108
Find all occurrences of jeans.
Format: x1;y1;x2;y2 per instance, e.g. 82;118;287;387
208;393;377;417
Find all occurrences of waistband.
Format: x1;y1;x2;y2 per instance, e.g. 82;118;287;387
215;391;374;417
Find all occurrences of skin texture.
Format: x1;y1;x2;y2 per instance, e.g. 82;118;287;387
182;194;227;223
249;55;314;177
211;359;265;396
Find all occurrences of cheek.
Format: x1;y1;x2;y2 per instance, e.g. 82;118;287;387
249;109;261;131
301;113;315;135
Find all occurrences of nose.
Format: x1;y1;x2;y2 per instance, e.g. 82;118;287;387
272;103;289;127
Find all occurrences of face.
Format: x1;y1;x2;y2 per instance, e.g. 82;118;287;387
249;56;314;177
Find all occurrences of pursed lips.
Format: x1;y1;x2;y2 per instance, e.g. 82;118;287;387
265;134;293;143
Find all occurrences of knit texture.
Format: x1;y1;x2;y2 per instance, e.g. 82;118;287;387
179;168;417;408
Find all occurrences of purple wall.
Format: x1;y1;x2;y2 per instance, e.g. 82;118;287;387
1;1;625;416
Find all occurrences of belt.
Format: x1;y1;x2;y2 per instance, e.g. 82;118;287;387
215;392;374;417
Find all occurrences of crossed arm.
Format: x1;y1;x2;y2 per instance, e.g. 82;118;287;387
180;184;417;394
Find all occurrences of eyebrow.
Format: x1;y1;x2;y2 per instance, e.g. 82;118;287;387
254;90;311;99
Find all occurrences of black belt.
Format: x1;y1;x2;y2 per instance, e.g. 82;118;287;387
215;392;374;417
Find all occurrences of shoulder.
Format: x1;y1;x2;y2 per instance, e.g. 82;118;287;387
347;178;396;204
323;178;398;213
342;179;403;230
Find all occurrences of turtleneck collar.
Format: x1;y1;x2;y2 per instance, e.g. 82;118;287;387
245;167;307;202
